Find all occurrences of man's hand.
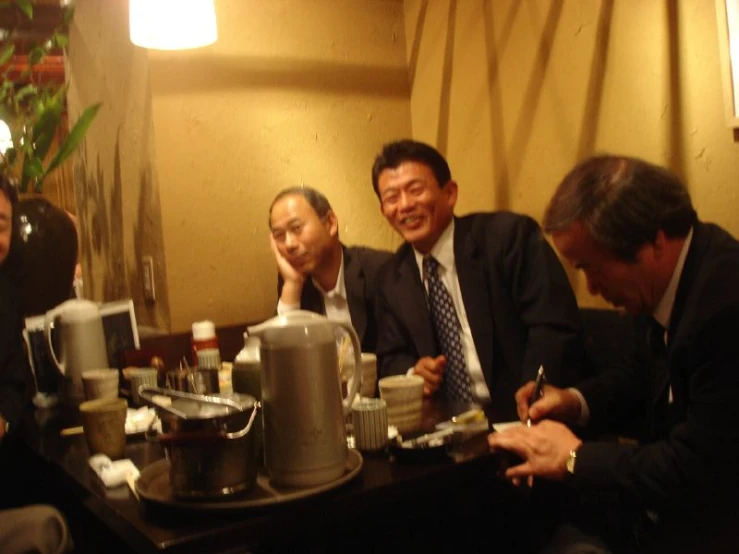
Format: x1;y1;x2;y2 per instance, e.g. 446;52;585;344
515;381;582;424
487;420;582;481
270;234;306;305
413;355;446;396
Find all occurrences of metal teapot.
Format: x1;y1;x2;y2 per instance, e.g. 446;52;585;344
44;299;109;405
247;310;361;488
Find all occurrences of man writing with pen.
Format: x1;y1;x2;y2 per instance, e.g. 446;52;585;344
371;139;586;421
489;156;739;553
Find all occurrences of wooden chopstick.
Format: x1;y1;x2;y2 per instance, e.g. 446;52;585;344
60;426;84;436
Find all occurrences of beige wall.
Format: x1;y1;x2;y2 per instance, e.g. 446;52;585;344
67;0;410;333
67;0;170;329
404;0;739;307
67;0;739;329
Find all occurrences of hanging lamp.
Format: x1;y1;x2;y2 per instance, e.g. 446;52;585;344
129;0;218;50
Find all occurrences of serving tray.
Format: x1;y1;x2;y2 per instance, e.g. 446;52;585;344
136;449;363;511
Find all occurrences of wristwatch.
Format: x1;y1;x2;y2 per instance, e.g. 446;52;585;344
565;448;578;476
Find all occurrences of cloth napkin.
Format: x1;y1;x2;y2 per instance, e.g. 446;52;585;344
125;406;158;434
88;454;140;488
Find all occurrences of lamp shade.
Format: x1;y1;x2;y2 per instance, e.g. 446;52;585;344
129;0;218;50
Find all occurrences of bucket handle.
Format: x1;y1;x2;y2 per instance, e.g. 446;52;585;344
144;401;261;443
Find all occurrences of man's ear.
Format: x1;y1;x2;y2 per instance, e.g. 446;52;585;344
325;210;339;237
444;180;459;208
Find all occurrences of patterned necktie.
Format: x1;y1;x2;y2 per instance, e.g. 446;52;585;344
423;256;473;402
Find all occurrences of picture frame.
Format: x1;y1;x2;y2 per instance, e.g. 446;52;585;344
716;0;739;127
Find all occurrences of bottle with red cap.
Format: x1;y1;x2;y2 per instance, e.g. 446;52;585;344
191;320;220;365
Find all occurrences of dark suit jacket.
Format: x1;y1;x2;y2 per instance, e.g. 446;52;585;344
0;268;32;437
573;222;739;544
375;212;585;422
278;244;392;354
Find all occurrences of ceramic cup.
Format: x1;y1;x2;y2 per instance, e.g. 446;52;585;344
360;353;378;398
79;397;127;459
81;369;120;401
128;367;158;406
352;398;388;452
378;374;424;435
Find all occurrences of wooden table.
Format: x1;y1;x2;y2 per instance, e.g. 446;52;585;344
16;400;527;553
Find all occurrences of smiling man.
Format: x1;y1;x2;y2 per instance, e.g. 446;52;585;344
488;155;739;553
268;186;391;353
371;140;585;421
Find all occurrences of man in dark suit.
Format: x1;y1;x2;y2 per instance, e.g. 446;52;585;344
489;155;739;553
371;140;584;421
269;186;391;353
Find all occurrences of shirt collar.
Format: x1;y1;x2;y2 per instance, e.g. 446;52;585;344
312;249;346;300
653;227;693;329
414;218;455;277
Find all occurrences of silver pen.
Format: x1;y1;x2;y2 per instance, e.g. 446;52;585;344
526;365;546;427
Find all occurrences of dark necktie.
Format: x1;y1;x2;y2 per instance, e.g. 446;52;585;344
647;317;670;438
423;256;473;402
647;318;667;361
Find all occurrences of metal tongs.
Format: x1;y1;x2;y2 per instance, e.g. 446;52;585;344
137;385;246;420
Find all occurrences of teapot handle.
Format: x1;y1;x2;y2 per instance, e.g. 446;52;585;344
43;307;65;376
335;322;363;416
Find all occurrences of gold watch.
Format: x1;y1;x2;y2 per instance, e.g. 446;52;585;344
565;448;577;476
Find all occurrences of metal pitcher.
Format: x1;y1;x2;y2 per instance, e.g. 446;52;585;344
44;299;109;405
247;310;361;488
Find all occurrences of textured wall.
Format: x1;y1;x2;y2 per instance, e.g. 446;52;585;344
147;0;409;331
66;0;410;333
66;0;170;329
403;0;739;307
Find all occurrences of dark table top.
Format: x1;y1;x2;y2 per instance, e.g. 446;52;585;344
18;399;511;553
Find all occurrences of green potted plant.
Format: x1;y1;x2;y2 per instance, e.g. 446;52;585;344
0;0;101;316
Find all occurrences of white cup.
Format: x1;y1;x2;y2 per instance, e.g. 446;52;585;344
378;374;424;435
81;369;119;401
128;367;158;406
352;398;388;452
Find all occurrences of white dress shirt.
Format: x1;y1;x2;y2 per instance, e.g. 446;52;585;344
412;219;491;403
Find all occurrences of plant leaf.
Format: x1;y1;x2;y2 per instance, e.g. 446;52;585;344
44;102;101;177
32;100;62;161
52;33;69;49
28;45;45;67
20;156;43;192
14;0;32;20
0;42;15;66
15;83;36;103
